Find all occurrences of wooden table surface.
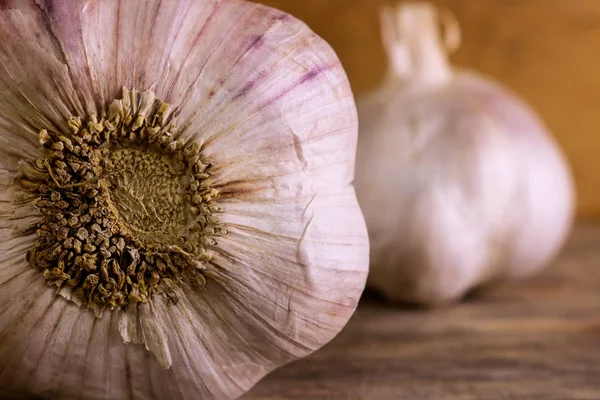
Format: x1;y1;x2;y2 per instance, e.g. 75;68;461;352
244;222;600;400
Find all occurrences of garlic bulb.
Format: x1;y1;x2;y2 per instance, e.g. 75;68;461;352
0;1;368;399
355;2;574;306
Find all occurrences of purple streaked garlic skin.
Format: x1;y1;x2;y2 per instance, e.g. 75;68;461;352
0;0;369;399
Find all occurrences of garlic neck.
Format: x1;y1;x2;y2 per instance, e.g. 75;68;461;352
380;2;460;88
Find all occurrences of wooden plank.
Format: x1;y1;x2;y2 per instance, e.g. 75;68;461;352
258;0;600;218
244;222;600;399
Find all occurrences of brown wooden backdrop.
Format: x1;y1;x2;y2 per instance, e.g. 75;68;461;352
258;0;600;218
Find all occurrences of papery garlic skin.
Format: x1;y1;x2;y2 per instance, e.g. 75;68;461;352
355;2;574;305
0;1;368;399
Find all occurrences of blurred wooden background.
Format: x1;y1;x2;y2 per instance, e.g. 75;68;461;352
259;0;600;218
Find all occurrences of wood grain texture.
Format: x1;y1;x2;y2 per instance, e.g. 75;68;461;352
258;0;600;218
244;222;600;399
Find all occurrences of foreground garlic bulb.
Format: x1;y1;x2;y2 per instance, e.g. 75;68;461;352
355;2;574;306
0;1;368;399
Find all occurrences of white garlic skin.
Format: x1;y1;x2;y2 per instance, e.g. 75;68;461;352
355;4;574;306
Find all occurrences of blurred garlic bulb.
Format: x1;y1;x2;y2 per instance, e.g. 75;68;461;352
0;1;368;399
355;2;574;306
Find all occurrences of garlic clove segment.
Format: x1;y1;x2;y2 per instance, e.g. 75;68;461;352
355;1;574;306
0;1;368;399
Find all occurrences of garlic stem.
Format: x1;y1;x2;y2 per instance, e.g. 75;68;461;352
380;2;460;87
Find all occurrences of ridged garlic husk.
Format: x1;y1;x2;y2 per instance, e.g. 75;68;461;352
0;1;369;399
355;2;574;306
